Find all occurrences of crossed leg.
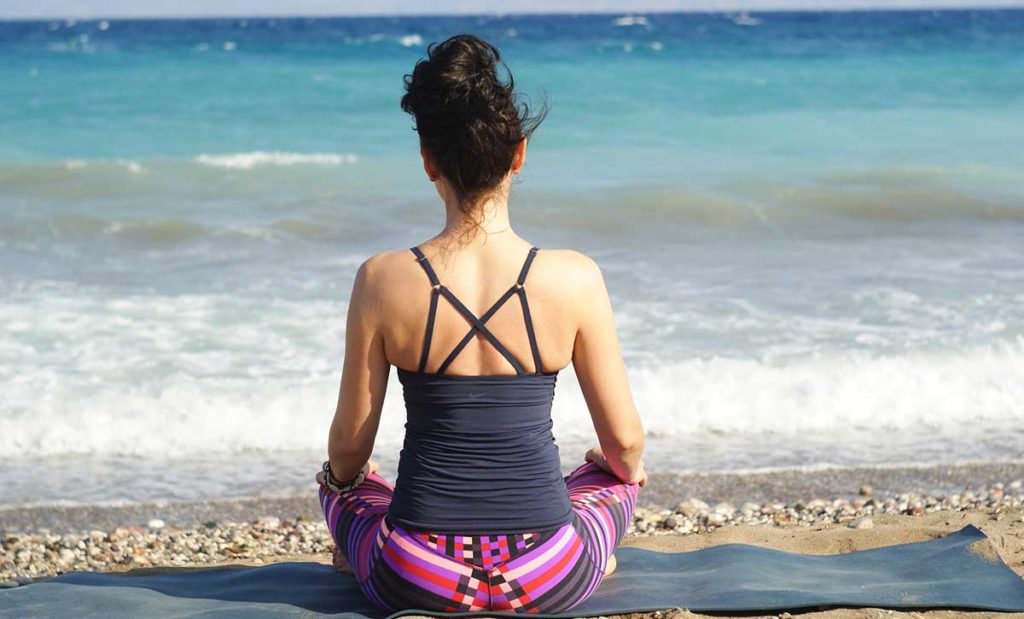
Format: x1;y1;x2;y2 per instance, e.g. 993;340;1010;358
318;461;638;612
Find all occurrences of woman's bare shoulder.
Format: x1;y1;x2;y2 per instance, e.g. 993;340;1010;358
346;249;426;310
355;248;419;281
533;248;606;294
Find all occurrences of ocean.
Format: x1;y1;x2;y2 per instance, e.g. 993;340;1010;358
1;10;1023;509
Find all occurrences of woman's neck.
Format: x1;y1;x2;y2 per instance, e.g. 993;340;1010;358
438;192;514;246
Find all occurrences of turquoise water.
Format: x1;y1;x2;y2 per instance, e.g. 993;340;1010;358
2;10;1023;506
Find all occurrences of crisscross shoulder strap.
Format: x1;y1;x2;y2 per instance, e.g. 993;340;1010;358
410;246;441;373
409;246;544;375
514;247;544;374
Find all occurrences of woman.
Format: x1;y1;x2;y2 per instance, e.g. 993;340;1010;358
317;34;646;613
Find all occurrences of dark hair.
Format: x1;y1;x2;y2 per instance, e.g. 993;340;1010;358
401;34;546;212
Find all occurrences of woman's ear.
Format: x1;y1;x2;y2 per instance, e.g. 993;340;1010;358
420;144;438;182
510;137;527;176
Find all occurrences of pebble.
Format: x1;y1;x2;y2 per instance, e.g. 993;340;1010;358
849;517;874;530
675;498;708;517
147;519;165;530
706;512;727;526
713;502;735;515
622;481;1020;539
256;517;280;530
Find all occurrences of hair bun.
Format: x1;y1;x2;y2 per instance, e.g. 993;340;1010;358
401;34;547;209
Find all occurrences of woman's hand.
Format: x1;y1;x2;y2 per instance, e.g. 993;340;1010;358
585;447;647;487
631;459;648;487
361;459;379;477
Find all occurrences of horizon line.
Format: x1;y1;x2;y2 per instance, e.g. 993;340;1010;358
3;2;1024;22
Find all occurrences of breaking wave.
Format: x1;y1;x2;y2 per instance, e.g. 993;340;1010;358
192;151;358;169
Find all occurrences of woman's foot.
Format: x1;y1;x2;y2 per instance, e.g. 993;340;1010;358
604;553;617;577
333;546;355;575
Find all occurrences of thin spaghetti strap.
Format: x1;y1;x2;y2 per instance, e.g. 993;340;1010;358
516;247;544;374
410;247;441;373
516;247;539;287
410;246;440;287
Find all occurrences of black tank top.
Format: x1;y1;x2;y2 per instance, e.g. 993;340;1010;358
386;246;573;534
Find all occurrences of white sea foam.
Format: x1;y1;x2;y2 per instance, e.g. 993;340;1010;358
1;277;1021;459
119;159;145;174
2;275;1023;504
613;15;649;27
399;34;423;48
623;346;1024;435
193;151;358;170
3;343;1021;457
730;12;763;26
59;158;145;173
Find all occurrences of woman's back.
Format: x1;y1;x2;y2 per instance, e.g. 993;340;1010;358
381;240;578;533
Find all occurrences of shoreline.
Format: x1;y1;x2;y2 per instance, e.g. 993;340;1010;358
2;461;1022;535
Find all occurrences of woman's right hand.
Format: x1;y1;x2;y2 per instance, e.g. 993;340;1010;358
361;459;379;477
585;447;647;487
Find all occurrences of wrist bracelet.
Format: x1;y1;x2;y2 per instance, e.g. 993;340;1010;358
320;461;366;493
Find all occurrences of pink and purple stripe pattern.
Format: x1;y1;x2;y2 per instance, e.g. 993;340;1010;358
318;461;638;612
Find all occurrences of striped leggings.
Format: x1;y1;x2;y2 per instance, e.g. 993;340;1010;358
318;461;639;613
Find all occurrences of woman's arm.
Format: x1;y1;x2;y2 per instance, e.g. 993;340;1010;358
327;256;391;481
570;254;646;485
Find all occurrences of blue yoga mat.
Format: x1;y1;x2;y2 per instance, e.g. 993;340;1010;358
2;525;1023;618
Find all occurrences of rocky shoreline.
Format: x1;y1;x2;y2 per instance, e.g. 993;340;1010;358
5;460;1024;535
2;481;1021;587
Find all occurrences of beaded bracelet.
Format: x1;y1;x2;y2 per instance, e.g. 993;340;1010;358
320;460;366;493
